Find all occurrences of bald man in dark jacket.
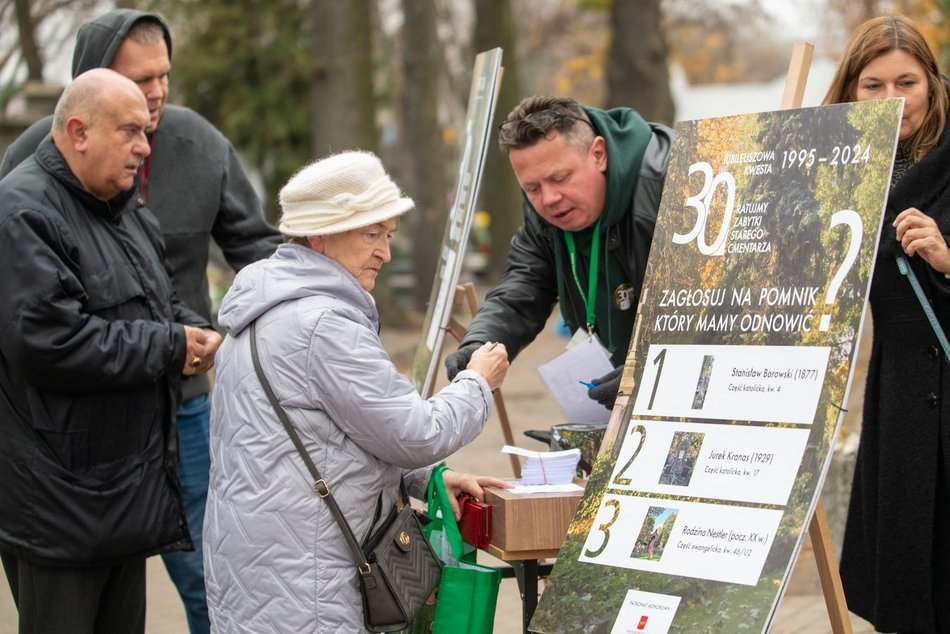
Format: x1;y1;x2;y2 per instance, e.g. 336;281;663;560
0;68;220;634
0;10;282;633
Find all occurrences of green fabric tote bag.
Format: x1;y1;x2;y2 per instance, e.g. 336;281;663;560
425;466;502;634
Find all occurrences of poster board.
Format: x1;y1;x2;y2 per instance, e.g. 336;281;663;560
529;99;903;633
410;48;503;396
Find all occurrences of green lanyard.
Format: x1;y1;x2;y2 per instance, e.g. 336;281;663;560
563;217;602;334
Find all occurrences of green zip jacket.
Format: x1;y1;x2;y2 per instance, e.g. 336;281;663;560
462;107;673;367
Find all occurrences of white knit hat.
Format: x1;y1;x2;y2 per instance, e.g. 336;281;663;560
278;151;414;236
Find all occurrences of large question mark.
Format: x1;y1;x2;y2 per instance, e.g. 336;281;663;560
819;209;863;331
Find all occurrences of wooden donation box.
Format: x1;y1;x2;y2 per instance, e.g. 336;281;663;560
485;485;584;552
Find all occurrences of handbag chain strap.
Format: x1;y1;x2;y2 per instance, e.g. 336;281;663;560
249;320;372;572
896;253;950;363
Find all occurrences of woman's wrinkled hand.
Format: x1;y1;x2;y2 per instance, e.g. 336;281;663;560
441;470;512;520
466;342;509;391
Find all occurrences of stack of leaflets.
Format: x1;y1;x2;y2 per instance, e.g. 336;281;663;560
502;445;581;486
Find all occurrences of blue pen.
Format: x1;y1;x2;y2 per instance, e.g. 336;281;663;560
579;380;596;389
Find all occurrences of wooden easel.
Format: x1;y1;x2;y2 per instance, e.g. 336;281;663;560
781;42;853;634
436;282;521;478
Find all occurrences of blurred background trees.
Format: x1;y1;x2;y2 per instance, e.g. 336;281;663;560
2;0;949;320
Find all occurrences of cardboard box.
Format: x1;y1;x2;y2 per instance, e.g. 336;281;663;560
484;484;584;553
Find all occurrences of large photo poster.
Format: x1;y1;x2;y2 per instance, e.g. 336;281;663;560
530;99;903;633
410;48;502;396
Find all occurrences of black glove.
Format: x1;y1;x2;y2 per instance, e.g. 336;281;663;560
588;366;623;410
445;341;483;381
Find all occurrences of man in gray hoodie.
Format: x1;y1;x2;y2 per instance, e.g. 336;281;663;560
0;10;283;633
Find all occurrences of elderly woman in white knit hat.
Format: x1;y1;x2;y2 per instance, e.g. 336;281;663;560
202;151;509;633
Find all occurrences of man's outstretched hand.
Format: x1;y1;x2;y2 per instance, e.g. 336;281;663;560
588;366;622;410
444;341;483;381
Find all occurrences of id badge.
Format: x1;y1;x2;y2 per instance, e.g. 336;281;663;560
566;328;610;358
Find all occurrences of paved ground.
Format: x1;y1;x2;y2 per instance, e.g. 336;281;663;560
0;308;876;633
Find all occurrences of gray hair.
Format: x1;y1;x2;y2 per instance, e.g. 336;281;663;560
127;18;168;47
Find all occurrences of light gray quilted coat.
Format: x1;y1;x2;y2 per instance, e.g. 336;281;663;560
204;244;493;633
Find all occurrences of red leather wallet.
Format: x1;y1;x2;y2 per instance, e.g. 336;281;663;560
457;493;492;549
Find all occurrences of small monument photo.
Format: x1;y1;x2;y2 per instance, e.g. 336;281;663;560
691;354;715;409
658;431;705;487
631;506;678;561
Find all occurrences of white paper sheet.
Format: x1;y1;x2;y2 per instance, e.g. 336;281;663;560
536;335;614;422
502;445;581;485
507;483;585;494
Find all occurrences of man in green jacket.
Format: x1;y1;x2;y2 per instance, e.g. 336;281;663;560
445;95;673;410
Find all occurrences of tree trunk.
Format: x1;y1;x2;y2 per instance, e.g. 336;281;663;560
473;0;524;283
311;0;379;157
13;0;42;81
401;0;449;311
309;1;409;321
605;0;674;125
350;1;379;153
828;0;885;35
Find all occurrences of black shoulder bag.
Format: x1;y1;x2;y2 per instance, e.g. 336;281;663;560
249;321;441;632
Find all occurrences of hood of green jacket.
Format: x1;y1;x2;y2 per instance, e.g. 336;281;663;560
583;105;652;229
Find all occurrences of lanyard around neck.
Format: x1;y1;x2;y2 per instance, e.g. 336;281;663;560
897;253;950;363
563;217;602;334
